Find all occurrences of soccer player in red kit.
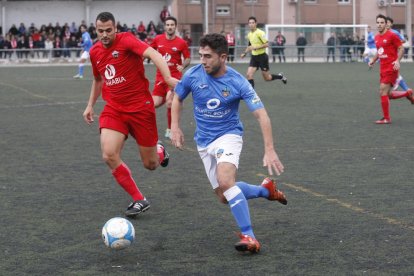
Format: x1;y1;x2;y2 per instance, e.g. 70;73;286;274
82;12;178;217
150;16;191;138
368;14;405;124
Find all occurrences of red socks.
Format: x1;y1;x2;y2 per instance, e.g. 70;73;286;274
389;90;410;99
112;163;144;201
380;95;390;120
167;107;172;130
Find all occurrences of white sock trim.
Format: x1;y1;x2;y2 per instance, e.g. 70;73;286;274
223;185;242;201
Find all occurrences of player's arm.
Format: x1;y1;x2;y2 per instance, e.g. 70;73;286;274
252;108;284;176
393;44;404;70
368;52;379;68
241;41;251;58
143;47;178;88
83;75;103;125
177;57;191;72
170;95;185;149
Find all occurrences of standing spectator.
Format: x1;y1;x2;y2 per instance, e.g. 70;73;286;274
403;35;409;59
326;32;336;62
147;20;156;33
62;36;71;58
10;35;18;58
274;31;286;63
240;16;287;88
68;35;79;57
35;35;45;58
70;22;77;35
8;24;19;36
270;40;279;63
28;36;35;58
412;35;414;61
0;35;4;59
53;36;62;58
226;31;236;62
2;34;12;59
28;23;36;34
338;33;347;62
296;33;307;62
159;5;170;23
137;21;147;41
55;22;62;38
45;23;55;34
18;23;27;36
44;36;54;59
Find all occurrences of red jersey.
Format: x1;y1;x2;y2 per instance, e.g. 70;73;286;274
375;30;402;73
151;34;190;79
90;32;152;113
226;33;235;46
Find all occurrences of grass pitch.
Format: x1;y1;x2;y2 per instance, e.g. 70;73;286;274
0;62;414;275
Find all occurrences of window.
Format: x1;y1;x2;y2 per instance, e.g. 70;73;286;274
304;0;316;3
187;0;201;4
338;0;350;3
216;5;230;16
245;0;258;3
393;0;405;4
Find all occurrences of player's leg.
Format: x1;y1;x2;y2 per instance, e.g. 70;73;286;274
74;51;88;79
236;178;287;205
164;90;174;138
99;108;149;216
376;81;392;124
389;75;414;103
260;54;287;84
246;66;258;88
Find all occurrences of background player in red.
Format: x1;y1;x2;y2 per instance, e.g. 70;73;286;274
368;14;405;124
150;16;191;138
82;12;178;217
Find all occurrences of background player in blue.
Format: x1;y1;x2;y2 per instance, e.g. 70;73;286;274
73;24;93;79
363;26;377;63
386;17;413;102
170;33;287;253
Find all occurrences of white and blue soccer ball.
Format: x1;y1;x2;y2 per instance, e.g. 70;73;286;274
102;217;135;250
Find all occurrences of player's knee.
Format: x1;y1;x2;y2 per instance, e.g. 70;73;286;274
102;151;119;167
143;159;158;170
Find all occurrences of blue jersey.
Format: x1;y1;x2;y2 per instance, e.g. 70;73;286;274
391;29;405;42
367;32;376;49
81;32;93;51
175;64;264;147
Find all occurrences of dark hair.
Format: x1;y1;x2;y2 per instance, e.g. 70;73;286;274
164;16;177;25
199;33;228;55
376;14;387;22
248;16;257;23
96;12;115;24
386;16;393;24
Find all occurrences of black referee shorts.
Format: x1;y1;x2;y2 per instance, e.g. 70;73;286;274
249;53;269;71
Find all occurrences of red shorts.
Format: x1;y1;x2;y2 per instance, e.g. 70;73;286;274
380;70;399;86
99;105;158;147
152;71;182;98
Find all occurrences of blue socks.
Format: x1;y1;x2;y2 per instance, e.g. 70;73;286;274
236;181;269;200
223;186;254;238
79;64;84;76
399;78;409;91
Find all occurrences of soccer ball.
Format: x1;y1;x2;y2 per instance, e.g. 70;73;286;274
102;217;135;250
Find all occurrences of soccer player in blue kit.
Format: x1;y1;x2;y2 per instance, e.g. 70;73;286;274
170;33;287;253
73;24;93;79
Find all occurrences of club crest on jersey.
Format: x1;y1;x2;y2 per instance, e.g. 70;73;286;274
216;148;224;159
112;50;119;58
172;47;178;51
383;39;387;44
222;87;230;97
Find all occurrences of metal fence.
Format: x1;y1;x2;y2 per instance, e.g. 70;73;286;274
1;45;413;64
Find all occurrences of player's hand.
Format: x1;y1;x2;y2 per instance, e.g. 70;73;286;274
176;65;184;72
83;105;94;125
263;150;284;176
368;60;374;68
392;60;400;71
240;52;247;58
170;127;184;150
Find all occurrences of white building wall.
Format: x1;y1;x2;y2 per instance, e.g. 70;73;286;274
1;0;165;34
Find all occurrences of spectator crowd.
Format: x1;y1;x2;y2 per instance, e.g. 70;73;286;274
0;6;186;61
